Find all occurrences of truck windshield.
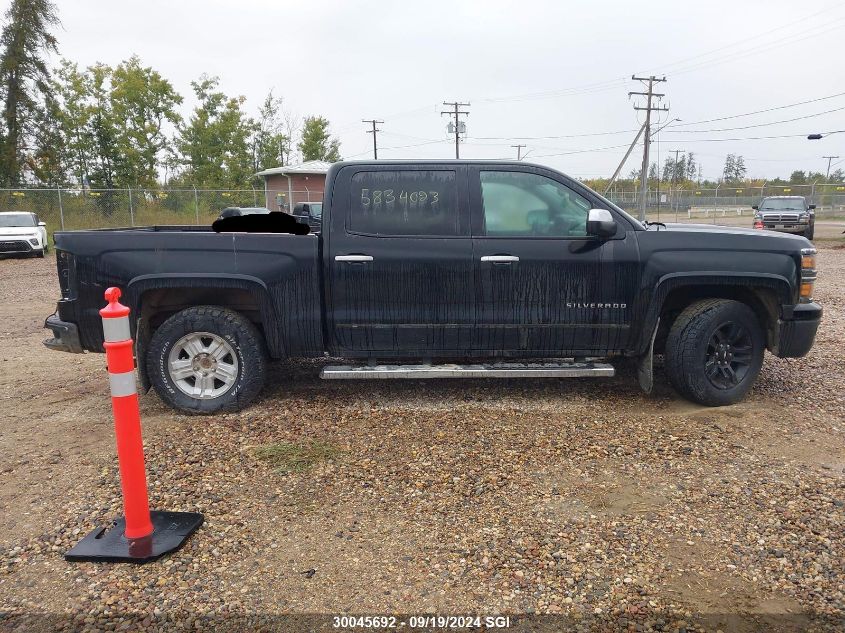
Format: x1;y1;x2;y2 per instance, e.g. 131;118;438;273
0;213;35;227
760;199;804;211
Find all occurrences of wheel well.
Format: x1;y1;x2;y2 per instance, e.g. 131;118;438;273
655;285;780;353
138;287;263;331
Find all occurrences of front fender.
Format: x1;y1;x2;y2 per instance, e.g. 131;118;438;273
634;272;794;355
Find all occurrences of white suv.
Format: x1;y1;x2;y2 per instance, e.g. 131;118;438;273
0;211;49;257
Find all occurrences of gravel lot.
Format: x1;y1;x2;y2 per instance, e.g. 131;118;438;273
0;240;843;632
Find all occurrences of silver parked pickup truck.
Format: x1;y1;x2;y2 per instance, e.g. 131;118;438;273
753;196;815;240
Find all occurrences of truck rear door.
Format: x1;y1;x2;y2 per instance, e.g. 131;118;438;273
326;164;474;355
469;165;638;355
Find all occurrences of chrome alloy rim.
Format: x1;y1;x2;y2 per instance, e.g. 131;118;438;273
167;332;238;399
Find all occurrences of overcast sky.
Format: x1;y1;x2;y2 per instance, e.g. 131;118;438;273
51;0;845;180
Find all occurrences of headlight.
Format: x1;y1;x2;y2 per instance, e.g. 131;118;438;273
800;247;817;303
753;212;762;219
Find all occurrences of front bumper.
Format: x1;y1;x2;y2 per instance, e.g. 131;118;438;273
44;312;84;353
760;223;809;234
776;302;822;358
0;239;36;254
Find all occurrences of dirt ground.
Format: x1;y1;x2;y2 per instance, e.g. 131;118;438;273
0;238;843;632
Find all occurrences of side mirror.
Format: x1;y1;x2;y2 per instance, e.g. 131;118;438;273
38;221;46;226
808;204;816;210
586;208;617;238
751;205;758;210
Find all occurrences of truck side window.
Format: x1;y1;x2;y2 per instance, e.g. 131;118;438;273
349;170;459;236
480;171;590;237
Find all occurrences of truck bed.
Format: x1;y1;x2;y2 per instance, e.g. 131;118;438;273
52;227;324;358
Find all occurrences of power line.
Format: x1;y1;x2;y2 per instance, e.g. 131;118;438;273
511;144;527;160
670;91;845;127
441;101;470;159
361;119;383;159
661;131;835;143
666;105;845;134
666;19;845;78
630;75;668;220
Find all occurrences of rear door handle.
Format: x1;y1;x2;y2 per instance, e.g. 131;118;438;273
335;254;374;262
480;255;519;263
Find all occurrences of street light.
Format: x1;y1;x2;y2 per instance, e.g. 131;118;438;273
807;130;844;140
650;117;682;139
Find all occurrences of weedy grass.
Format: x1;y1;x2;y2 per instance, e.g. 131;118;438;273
255;441;342;473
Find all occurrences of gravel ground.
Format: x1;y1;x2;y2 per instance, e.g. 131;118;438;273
0;243;843;632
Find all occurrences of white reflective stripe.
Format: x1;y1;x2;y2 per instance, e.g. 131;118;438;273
109;370;137;397
102;316;131;342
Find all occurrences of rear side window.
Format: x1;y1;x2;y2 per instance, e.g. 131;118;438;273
349;170;459;236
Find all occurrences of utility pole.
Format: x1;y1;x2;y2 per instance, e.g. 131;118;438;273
362;119;383;159
823;155;839;180
669;148;685;216
511;144;526;160
630;75;668;221
441;101;470;159
605;123;646;194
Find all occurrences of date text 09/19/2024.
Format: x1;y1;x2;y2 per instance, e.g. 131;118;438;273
332;615;512;629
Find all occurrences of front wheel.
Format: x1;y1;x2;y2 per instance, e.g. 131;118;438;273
664;299;765;407
804;226;814;240
147;306;267;414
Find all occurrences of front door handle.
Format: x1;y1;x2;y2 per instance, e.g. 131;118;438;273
335;254;374;262
480;255;519;263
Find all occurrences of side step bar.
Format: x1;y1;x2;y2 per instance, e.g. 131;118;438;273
320;361;614;380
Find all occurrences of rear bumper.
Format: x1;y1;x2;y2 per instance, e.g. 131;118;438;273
776;302;822;358
44;312;84;353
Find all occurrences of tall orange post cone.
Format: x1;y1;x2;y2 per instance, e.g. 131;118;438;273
65;288;203;563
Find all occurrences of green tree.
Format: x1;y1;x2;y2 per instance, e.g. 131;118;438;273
298;115;340;162
87;63;119;189
722;154;736;182
734;155;747;181
789;170;807;185
252;89;290;172
28;89;63;183
685;152;696;181
0;0;59;185
176;75;255;187
52;60;94;185
110;55;182;186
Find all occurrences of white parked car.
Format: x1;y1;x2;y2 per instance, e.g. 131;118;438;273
0;211;49;257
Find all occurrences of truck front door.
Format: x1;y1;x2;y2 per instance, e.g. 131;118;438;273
326;165;474;356
469;166;639;356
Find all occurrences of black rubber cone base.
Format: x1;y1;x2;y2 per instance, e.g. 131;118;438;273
65;511;204;563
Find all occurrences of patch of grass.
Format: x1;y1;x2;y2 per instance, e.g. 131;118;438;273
254;441;342;473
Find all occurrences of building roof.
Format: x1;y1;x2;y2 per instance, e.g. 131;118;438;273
255;160;333;177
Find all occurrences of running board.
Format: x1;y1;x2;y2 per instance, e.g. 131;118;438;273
320;361;615;380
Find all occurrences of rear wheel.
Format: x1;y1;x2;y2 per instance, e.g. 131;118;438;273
147;306;267;414
664;299;764;406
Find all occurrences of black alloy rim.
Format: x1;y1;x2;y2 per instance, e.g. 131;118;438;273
704;321;754;390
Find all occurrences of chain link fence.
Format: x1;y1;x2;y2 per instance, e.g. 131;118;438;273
2;183;842;238
0;187;322;239
605;182;845;220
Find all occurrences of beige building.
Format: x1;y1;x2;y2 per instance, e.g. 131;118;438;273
256;160;331;212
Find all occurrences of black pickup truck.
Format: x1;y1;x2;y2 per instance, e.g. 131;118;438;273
44;160;821;413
